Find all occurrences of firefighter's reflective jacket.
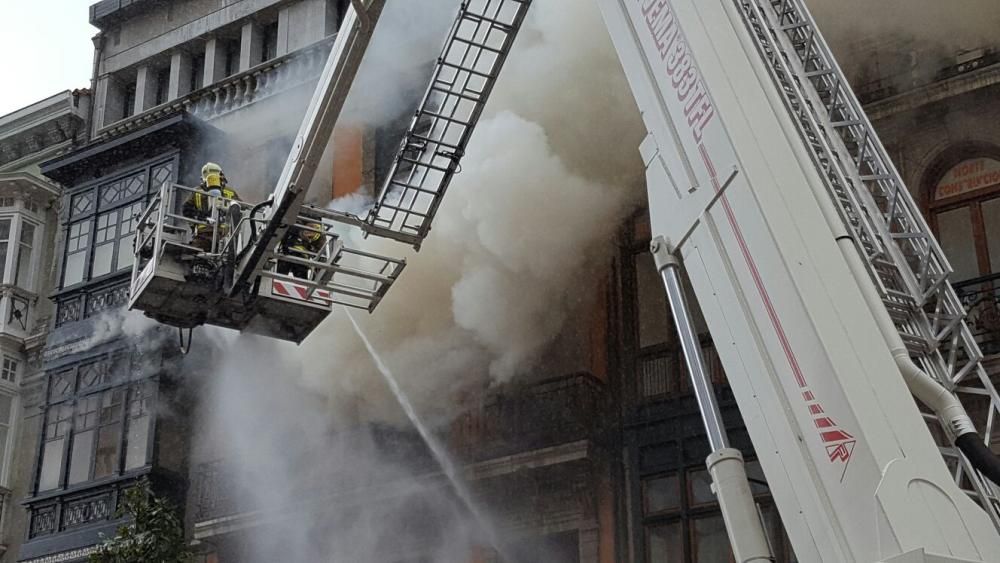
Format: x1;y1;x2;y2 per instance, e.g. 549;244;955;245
282;223;325;257
183;185;241;222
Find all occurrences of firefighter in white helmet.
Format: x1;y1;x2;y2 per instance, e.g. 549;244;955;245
183;162;242;253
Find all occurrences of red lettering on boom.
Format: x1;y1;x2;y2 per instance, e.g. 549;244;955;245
638;0;716;142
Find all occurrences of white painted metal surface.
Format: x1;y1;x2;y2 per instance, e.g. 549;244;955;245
597;0;1000;560
229;0;388;294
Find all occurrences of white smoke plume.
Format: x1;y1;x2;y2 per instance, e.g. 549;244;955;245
805;0;1000;53
191;0;644;560
804;0;1000;90
286;0;644;422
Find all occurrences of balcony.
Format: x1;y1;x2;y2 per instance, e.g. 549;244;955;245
448;373;607;463
98;35;335;138
53;279;130;329
954;273;1000;357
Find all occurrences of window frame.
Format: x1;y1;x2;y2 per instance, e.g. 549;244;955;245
59;155;178;290
33;352;158;496
925;150;1000;282
637;458;785;563
0;390;18;488
0;211;43;292
626;211;722;405
0;355;19;386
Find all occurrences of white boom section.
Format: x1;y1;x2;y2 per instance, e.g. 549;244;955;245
737;0;1000;525
598;0;1000;561
229;0;386;295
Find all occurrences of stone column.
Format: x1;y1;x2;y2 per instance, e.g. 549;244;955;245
239;21;263;72
134;65;158;113
204;37;228;85
169;51;193;101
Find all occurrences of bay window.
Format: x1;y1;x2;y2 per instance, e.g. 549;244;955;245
35;352;156;494
61;157;176;289
0;213;41;292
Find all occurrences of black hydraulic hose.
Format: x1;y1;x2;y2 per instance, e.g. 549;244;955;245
247;200;272;240
955;432;1000;487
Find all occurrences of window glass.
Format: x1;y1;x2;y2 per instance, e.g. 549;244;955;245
92;211;117;278
118;201;144;272
64;221;91;286
982;196;1000;274
38;404;72;491
0;394;13;482
68;430;95;485
0;218;10;282
1;357;17;383
15;221;35;288
125;384;151;470
644;474;680;514
937;206;979;281
692;515;734;562
635;252;671;348
689;468;715;505
94;389;125;478
648;522;683;562
39;440;64;491
69;395;100;484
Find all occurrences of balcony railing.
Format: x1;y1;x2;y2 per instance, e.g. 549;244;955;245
26;481;131;540
954;273;1000;357
99;35;335;137
448;373;607;462
54;279;130;328
636;342;726;405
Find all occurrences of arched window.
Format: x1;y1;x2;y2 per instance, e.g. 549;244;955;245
927;152;1000;282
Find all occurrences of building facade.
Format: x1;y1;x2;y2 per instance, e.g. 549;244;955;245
0;91;91;562
1;1;999;563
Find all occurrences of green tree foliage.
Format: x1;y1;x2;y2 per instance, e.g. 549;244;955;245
89;478;192;563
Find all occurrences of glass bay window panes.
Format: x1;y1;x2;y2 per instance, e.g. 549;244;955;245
69;395;99;485
64;221;91;287
125;383;152;470
0;394;12;484
61;159;174;288
15;221;35;288
1;356;17;383
0;219;10;282
39;404;72;491
95;389;125;478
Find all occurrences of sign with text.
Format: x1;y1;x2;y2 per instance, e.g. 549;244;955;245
935;157;1000;200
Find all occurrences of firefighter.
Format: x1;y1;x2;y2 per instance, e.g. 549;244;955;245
183;162;242;253
277;221;325;279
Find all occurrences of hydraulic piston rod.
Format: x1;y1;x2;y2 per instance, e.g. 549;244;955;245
652;236;774;563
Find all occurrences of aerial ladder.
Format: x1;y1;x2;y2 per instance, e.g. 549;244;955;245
127;0;1000;560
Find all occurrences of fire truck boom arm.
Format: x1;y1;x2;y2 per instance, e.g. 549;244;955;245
596;0;1000;560
228;0;387;296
